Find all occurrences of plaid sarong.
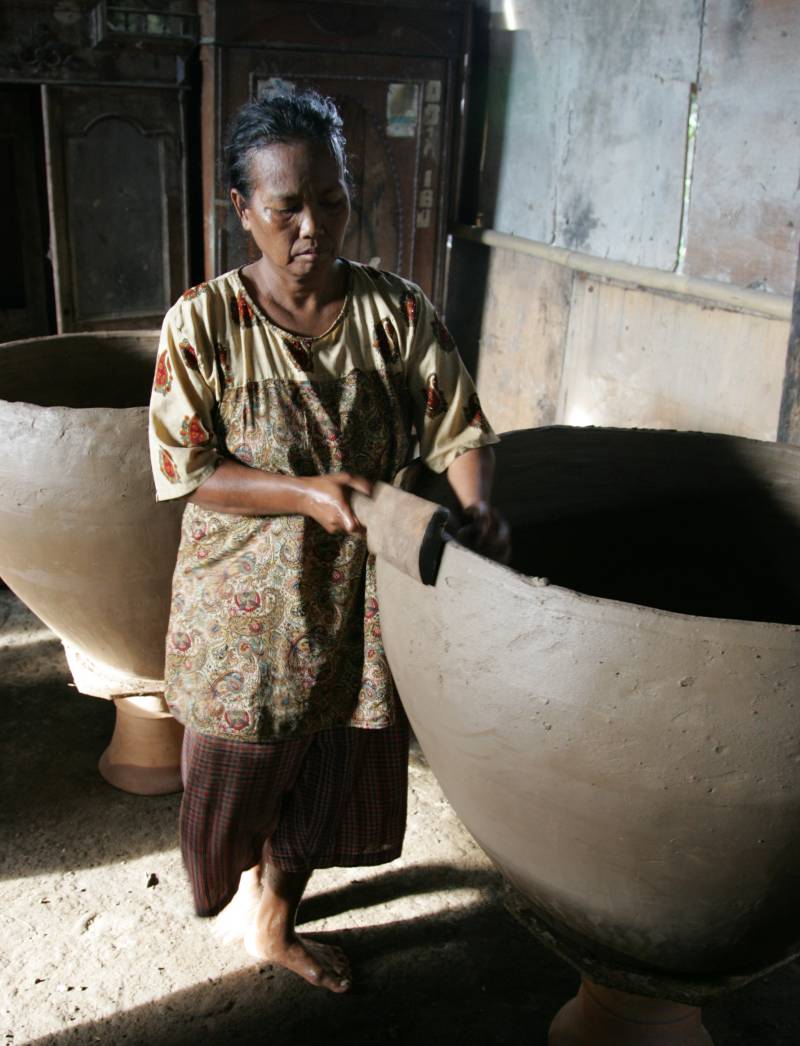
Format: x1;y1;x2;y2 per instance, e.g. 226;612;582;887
179;713;410;916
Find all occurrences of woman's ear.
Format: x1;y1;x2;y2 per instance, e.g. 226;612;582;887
230;189;250;230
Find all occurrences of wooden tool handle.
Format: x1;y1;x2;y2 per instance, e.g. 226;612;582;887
351;482;450;586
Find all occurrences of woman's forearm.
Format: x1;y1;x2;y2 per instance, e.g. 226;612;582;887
445;445;496;510
188;458;372;535
189;459;310;516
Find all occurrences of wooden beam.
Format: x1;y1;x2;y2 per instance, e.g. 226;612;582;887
453;225;792;322
778;240;800;445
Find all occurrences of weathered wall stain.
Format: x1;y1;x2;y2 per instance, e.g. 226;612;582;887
728;0;754;55
560;197;600;250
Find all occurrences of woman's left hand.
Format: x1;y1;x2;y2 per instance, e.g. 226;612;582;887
454;501;511;564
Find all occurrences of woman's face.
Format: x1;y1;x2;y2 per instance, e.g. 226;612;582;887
231;139;351;282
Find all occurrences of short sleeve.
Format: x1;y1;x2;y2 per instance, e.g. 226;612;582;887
405;289;499;473
148;301;223;501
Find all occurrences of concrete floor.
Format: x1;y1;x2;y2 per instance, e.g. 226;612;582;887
2;587;800;1046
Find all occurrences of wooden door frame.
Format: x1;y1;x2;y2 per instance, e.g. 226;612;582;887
778;240;800;444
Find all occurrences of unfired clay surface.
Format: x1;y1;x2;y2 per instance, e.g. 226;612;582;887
0;332;183;692
383;427;800;996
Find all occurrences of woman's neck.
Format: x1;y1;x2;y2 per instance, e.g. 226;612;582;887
241;258;348;338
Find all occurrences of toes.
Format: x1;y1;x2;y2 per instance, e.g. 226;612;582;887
301;958;350;993
314;942;350;976
307;942;351;991
247;932;351;993
327;948;349;975
323;967;351;993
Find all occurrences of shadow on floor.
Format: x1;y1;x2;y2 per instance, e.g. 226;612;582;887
297;862;500;926
20;886;800;1046
25;899;579;1046
0;647;180;880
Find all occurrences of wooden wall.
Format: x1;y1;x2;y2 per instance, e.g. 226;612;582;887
559;279;787;440
447;238;790;440
684;0;799;296
479;0;701;270
450;0;799;441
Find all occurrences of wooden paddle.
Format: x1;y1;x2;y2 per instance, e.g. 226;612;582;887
351;482;450;586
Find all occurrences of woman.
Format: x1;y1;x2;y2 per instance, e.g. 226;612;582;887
148;90;507;993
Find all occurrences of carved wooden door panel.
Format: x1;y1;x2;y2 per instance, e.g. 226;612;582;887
0;86;52;341
42;85;189;332
211;50;456;305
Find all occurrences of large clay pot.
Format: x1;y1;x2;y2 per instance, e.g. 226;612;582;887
0;332;184;793
382;427;800;1044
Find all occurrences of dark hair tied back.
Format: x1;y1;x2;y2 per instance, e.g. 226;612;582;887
224;89;349;202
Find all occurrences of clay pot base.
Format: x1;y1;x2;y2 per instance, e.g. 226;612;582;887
98;695;184;796
549;980;714;1046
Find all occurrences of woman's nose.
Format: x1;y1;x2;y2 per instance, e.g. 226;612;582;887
299;203;321;238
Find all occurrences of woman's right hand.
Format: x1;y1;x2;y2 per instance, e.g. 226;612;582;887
301;473;373;534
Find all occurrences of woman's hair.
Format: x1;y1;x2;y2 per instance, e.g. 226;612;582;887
224;89;349;201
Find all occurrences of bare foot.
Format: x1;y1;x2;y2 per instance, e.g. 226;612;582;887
244;927;351;993
212;867;262;945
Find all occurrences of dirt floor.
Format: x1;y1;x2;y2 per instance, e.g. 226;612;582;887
2;587;800;1046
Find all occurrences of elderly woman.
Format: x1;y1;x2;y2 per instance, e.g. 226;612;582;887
148;90;506;993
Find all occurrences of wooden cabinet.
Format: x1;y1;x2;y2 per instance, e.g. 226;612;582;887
0;0;195;335
42;85;190;331
200;0;470;306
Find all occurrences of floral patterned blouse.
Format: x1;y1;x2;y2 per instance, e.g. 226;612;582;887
148;262;498;742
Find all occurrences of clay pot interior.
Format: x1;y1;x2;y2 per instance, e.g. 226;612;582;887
513;495;800;626
513;439;800;625
417;428;800;625
0;334;157;409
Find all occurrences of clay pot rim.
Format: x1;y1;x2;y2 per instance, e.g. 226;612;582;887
0;330;161;350
443;539;800;637
0;396;149;416
0;330;160;413
501;422;800;456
